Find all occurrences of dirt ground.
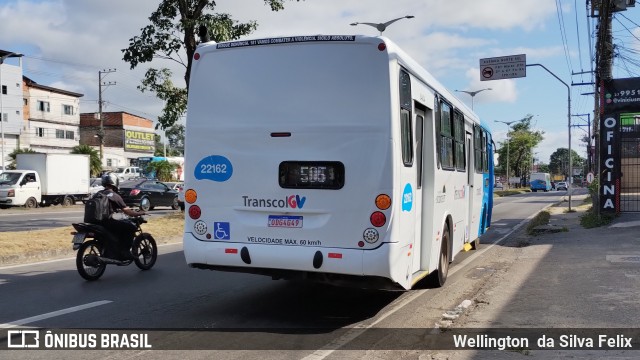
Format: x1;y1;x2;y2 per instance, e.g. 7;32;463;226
0;212;184;265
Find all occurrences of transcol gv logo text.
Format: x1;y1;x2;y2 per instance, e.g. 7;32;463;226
242;195;307;209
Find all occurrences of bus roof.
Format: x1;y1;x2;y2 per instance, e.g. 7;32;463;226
197;34;486;130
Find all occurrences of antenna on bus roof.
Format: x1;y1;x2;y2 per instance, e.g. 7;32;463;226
198;25;209;43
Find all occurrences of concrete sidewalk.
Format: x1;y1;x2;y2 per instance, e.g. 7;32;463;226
427;194;640;359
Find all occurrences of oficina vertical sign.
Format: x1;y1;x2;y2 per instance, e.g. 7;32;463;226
601;77;640;213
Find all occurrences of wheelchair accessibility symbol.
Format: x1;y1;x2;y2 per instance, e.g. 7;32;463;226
214;222;230;240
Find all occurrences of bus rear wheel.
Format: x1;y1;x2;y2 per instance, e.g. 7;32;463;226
428;223;449;288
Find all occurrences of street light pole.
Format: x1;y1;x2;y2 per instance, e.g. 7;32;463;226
350;15;414;35
526;63;572;210
495;116;532;190
0;51;23;171
455;88;492;110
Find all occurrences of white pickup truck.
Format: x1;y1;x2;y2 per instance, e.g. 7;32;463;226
0;153;90;208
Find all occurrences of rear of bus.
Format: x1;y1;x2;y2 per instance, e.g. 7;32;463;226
183;35;403;288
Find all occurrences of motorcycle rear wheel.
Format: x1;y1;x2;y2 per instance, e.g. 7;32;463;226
132;233;157;270
76;240;107;281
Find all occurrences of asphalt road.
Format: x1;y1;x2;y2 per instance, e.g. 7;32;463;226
0;189;580;358
0;205;179;232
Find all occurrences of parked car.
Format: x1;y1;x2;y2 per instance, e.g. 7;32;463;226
556;181;568;191
164;182;185;211
165;181;184;211
118;179;179;211
82;177;105;203
494;182;504;190
177;186;185;211
112;166;143;181
163;182;184;191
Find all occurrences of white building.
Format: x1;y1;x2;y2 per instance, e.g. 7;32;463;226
0;51;24;169
22;76;84;154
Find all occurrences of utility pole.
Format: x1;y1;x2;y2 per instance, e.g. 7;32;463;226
98;69;116;168
593;0;615;215
572;113;592;172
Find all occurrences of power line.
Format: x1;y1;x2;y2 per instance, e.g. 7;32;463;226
555;0;574;74
574;0;585;77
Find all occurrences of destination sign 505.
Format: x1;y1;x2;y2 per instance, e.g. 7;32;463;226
480;54;526;81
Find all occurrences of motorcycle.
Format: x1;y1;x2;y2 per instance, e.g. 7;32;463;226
71;215;158;281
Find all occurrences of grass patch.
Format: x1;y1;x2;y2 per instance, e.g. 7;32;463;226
580;207;616;228
0;212;185;264
526;211;550;235
494;189;532;197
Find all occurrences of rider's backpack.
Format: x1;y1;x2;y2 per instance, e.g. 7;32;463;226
84;191;112;224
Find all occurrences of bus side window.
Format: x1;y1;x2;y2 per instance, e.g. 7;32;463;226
474;125;483;173
400;70;413;166
439;101;454;169
401;110;413;166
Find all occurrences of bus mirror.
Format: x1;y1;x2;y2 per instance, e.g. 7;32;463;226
493;153;500;166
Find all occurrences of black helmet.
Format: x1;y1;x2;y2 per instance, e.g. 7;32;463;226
101;172;119;190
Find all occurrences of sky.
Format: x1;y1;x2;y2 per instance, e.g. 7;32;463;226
1;0;639;164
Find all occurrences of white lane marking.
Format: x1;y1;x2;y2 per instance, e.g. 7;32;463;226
0;210;84;217
302;204;554;360
0;301;112;329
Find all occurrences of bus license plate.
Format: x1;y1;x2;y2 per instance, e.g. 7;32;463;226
268;215;303;228
72;233;86;244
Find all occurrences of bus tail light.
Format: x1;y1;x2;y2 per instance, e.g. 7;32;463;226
188;205;201;220
375;194;391;210
370;211;386;227
185;189;197;204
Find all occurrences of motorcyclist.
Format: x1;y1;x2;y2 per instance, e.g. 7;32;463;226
99;173;146;259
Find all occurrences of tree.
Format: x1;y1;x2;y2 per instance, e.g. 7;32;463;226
165;124;185;155
537;163;550;173
71;144;102;177
122;0;300;130
7;148;38;170
549;148;585;178
495;115;544;182
154;134;181;157
145;160;177;182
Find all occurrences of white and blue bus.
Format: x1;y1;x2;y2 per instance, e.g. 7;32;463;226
182;35;494;290
530;172;552;192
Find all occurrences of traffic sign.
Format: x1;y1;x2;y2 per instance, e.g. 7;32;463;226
479;54;526;81
586;172;594;184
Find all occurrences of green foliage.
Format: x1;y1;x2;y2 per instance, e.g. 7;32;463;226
495;114;544;179
526;211;550;235
70;144;102;177
139;69;188;131
145;160;177;182
7;148;38;170
165;124;185;154
549;148;585;178
587;177;599;200
537;163;550;173
580;207;615;228
154;134;181;157
121;0;299;130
